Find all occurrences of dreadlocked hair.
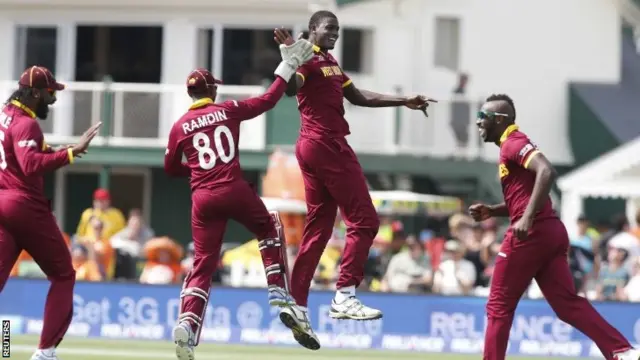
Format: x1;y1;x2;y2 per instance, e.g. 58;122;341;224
5;88;30;105
308;10;337;31
486;93;516;121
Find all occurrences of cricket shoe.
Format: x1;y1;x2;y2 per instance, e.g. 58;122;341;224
279;305;321;351
329;296;383;320
173;321;196;360
615;348;640;360
30;348;59;360
268;285;296;307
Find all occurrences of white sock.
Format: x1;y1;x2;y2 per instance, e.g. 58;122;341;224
335;286;356;303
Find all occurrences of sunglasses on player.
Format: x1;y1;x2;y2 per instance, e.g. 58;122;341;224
477;110;510;120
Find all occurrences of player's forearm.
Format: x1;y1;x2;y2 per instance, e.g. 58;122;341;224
284;74;300;97
522;166;556;220
489;203;509;217
19;149;72;176
242;77;288;117
349;89;407;108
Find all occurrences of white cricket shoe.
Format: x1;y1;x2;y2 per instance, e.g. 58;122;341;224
615;348;640;360
30;348;59;360
329;296;383;320
172;321;195;360
268;285;296;307
279;305;321;350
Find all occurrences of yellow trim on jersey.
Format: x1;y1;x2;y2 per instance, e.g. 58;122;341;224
10;100;36;119
342;79;353;88
296;72;306;83
523;150;540;169
189;98;214;110
67;148;75;164
499;124;519;145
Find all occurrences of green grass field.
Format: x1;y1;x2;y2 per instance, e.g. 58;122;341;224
7;335;582;360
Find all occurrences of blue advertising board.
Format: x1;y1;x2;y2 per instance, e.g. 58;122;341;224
1;278;639;357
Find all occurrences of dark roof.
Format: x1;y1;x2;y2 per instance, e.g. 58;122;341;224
571;29;640;142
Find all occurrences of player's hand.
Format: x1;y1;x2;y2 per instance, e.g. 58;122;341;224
273;27;295;46
71;122;102;157
405;95;437;117
512;217;532;241
468;203;492;222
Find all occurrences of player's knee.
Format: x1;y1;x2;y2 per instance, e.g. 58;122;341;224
50;268;76;283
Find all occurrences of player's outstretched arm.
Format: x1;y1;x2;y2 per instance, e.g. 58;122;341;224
12;120;76;176
520;153;557;221
343;83;437;116
164;126;190;177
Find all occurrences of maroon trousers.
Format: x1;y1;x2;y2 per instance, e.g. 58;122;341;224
484;218;631;360
181;181;285;332
291;137;379;306
0;191;75;349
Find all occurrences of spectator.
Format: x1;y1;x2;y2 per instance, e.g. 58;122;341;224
619;257;640;302
433;240;476;296
607;231;640;271
569;215;600;292
463;223;494;287
71;243;103;281
110;208;154;258
381;235;432;293
77;216;116;280
76;188;126;241
140;237;184;284
595;240;629;301
599;214;629;261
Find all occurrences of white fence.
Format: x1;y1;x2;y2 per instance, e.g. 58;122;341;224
0;80;491;160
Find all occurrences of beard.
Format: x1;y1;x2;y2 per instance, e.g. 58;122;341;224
35;101;50;120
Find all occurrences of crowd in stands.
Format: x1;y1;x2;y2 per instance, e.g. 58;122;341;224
10;188;640;303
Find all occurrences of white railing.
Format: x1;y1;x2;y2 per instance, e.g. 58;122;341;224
345;94;490;161
0;80;267;151
0;80;491;160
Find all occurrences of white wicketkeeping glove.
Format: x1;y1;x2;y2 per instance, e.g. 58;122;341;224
274;39;314;80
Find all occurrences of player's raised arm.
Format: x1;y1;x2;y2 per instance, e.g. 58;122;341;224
229;37;314;121
164;125;190;177
274;28;307;97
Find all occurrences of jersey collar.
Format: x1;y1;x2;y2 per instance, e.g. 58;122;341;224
499;124;519;146
189;98;214;110
10;100;36;119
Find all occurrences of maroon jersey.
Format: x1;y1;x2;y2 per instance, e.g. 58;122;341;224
0;101;72;202
164;78;287;191
295;45;352;139
498;125;556;223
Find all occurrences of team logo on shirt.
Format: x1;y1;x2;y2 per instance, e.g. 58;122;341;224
320;66;343;78
498;163;509;179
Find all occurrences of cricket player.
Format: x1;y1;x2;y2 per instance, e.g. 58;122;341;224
471;94;640;360
0;66;101;360
273;10;435;350
164;39;315;360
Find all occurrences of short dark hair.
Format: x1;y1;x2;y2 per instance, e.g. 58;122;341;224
308;10;337;31
486;93;516;121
